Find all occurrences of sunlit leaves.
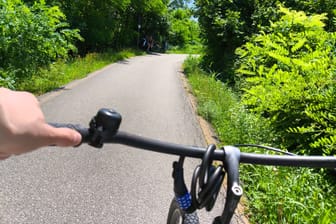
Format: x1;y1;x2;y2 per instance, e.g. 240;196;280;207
0;0;81;88
235;5;336;155
168;8;200;46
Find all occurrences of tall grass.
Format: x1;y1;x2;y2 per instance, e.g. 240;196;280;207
183;56;336;224
167;43;203;54
17;49;142;95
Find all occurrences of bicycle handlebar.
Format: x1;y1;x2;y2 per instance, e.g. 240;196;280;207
50;123;336;168
50;108;336;224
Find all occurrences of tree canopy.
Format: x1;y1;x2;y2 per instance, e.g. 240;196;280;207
195;0;336;82
235;5;336;155
0;0;198;88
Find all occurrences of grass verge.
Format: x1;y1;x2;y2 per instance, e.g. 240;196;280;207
167;43;203;54
17;49;143;95
183;56;336;224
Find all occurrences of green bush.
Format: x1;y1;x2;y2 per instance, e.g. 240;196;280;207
235;5;336;155
195;0;336;82
168;8;200;47
184;57;336;224
17;49;142;94
183;56;202;76
0;0;82;88
186;56;276;146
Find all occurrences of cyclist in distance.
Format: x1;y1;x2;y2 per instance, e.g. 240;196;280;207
0;87;82;160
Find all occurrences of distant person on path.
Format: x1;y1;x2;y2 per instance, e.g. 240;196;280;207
147;35;154;52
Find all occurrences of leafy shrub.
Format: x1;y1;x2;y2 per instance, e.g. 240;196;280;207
235;5;336;155
186;57;276;145
195;0;336;83
195;0;247;82
17;49;141;94
184;56;336;224
0;69;15;89
0;0;82;88
183;56;202;76
168;8;200;47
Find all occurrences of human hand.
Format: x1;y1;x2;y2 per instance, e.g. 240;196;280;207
0;88;81;160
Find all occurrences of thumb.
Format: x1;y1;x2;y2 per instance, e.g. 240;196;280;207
45;125;82;147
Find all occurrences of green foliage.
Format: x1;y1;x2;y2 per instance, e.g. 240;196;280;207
195;0;336;82
241;165;336;224
283;0;336;31
167;43;202;54
0;0;81;88
169;0;191;9
195;0;249;82
288;88;336;155
0;70;15;89
20;0;199;54
235;5;336;155
185;56;276;145
52;0;135;51
183;56;202;76
17;49;142;94
3;0;197;87
184;57;336;224
168;8;200;47
32;0;170;53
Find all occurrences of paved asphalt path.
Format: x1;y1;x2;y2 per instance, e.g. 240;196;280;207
0;54;244;223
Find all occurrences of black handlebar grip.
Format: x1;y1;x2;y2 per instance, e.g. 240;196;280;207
49;123;90;145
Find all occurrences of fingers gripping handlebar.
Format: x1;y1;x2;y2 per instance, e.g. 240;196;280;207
50;108;122;147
